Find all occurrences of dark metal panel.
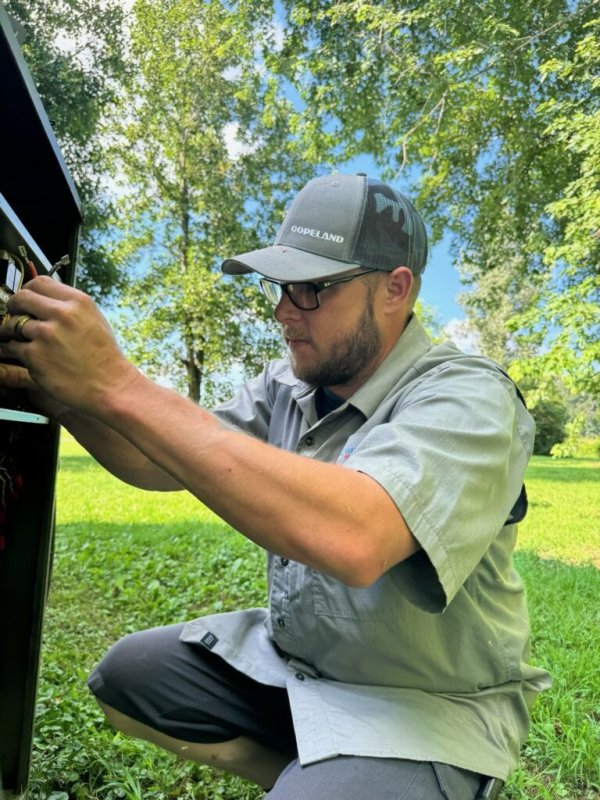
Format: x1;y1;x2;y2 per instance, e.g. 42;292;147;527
0;195;53;274
0;418;59;796
0;3;82;273
0;3;82;793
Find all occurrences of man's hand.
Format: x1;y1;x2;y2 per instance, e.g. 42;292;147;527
0;277;142;416
0;281;418;585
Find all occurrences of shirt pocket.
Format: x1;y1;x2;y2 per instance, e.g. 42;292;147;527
311;569;404;622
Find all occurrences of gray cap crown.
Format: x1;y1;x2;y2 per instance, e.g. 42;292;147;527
222;173;428;282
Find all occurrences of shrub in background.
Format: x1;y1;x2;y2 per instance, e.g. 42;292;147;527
529;398;568;455
550;407;600;458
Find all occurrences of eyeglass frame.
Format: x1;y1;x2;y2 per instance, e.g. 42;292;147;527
259;269;379;311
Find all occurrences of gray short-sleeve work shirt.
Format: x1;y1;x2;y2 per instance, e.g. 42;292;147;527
181;316;551;779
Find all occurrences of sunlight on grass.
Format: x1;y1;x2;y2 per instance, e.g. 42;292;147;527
517;456;600;567
57;435;220;527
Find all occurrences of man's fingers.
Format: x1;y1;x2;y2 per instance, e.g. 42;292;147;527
0;362;36;390
0;278;127;414
0;314;39;343
13;314;35;341
14;275;77;300
6;276;87;320
6;285;61;320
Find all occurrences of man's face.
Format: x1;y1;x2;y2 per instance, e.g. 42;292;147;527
274;272;384;396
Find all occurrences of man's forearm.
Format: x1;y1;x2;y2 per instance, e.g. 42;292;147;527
0;278;417;584
92;373;418;586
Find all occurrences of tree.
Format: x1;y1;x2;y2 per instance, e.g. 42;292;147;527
6;0;130;298
112;0;311;403
275;0;599;389
510;18;600;395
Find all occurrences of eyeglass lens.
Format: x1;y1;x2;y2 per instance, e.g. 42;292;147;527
260;280;318;310
259;270;377;311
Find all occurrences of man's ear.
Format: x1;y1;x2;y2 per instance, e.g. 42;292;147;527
385;267;414;309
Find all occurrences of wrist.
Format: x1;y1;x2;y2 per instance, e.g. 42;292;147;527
90;363;150;422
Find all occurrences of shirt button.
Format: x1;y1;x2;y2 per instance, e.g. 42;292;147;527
280;557;289;566
295;672;305;681
277;617;285;628
304;436;315;446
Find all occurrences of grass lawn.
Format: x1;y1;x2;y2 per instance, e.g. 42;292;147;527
26;440;599;799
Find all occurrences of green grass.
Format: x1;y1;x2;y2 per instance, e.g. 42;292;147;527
503;456;600;800
28;443;600;799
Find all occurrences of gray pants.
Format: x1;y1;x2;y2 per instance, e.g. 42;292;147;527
266;757;481;800
89;624;484;800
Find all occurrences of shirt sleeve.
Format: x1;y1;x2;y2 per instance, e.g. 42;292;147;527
345;360;534;611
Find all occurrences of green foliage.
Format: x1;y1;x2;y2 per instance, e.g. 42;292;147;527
414;299;443;342
7;0;597;396
550;403;600;458
5;0;130;298
111;0;310;401
520;17;600;396
528;397;568;456
28;440;600;799
275;0;599;392
510;370;600;460
552;435;600;460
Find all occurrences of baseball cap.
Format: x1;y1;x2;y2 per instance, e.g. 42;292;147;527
221;173;428;282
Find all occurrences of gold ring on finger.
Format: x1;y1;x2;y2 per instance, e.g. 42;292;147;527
14;314;34;342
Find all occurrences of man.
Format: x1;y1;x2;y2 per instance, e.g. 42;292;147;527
0;174;549;799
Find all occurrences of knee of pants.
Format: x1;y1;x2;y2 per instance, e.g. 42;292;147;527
89;632;139;695
89;626;176;699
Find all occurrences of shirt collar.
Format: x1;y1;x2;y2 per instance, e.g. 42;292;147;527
349;315;432;417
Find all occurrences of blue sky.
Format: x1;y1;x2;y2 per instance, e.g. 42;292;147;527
421;234;465;325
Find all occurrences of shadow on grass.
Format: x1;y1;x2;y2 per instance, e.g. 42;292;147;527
58;454;102;474
515;549;599;638
55;518;236;541
526;458;600;484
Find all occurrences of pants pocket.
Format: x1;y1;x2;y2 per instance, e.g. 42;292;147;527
431;762;483;800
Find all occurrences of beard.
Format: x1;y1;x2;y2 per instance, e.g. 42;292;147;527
289;293;382;388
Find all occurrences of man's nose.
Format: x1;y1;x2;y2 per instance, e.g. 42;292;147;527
274;291;302;323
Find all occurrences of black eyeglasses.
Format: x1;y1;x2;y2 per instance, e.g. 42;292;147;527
259;269;378;311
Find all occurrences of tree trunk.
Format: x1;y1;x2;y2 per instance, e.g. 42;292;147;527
184;339;204;403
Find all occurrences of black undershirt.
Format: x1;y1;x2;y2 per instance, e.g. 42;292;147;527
315;386;345;419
